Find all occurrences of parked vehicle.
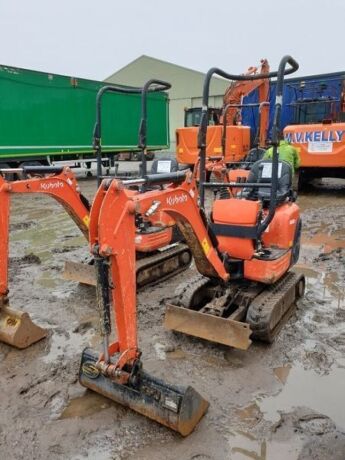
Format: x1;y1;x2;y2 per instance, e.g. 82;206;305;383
0;65;169;174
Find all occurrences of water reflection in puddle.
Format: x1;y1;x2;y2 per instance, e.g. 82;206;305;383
257;365;345;430
229;430;302;460
60;391;112;419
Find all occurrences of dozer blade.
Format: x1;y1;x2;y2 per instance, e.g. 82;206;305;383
79;348;209;436
164;304;252;350
0;306;47;349
63;244;192;289
63;260;96;286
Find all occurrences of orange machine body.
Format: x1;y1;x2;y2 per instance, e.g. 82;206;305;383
211;198;298;284
284;122;345;168
212;198;261;260
176;59;270;169
177;124;250;166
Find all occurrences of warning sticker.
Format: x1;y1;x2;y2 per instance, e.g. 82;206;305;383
83;215;90;228
201;238;210;255
156;160;172;173
261;162;282;179
308;142;333;153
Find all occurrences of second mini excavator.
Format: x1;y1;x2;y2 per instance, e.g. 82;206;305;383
63;79;192;287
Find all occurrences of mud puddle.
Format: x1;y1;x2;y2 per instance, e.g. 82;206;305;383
228;430;303;460
257;364;345;430
41;328;95;364
60;391;113;419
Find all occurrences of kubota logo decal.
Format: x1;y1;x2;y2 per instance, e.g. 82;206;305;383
40;181;64;190
81;361;100;379
166;194;188;206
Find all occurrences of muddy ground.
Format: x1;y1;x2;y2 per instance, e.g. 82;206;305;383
1;165;345;460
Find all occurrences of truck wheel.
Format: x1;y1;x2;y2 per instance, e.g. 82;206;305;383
146;152;155;161
0;163;14;181
296;170;309;191
18;161;45;179
131;152;141;161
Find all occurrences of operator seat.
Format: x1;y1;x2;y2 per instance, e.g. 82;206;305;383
242;159;293;205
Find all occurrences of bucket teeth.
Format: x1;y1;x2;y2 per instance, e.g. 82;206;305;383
79;348;209;436
0;306;47;349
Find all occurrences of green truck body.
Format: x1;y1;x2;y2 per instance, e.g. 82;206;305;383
0;65;169;165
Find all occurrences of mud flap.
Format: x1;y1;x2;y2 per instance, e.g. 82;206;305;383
164;304;252;350
79;348;209;436
0;306;47;348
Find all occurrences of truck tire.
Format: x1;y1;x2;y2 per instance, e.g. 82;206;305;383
0;162;14;181
18;161;47;179
146;152;155;161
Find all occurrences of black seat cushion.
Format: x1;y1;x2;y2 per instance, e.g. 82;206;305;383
242;159;292;204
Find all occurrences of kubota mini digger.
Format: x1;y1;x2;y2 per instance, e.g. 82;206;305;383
78;60;305;432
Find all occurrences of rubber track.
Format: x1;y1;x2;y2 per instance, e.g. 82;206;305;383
174;273;210;308
246;271;304;343
136;244;192;289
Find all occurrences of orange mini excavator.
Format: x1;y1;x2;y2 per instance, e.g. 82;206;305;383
63;79;192;287
78;55;304;435
0;80;191;349
176;59;270;176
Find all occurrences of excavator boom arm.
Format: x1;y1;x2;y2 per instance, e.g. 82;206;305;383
0;171;90;298
223;59;270;147
89;176;228;361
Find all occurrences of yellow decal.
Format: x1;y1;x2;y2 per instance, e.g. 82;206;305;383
201;238;210;255
6;316;19;327
213;147;222;153
296;147;301;153
179;148;184;153
83;215;90;228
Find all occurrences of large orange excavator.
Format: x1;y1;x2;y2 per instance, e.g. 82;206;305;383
176;59;271;171
78;56;304;434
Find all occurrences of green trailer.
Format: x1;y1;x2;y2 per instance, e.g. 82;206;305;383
0;65;170;169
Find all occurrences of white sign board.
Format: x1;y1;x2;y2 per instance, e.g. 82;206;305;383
156;160;172;173
261;162;282;179
308;141;333;153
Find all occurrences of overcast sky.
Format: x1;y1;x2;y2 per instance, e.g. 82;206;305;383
0;0;344;81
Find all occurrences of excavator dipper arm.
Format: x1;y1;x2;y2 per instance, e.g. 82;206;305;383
80;175;210;435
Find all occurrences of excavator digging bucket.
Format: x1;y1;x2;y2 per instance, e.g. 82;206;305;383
0;306;47;349
79;348;209;436
63;261;96;286
164;304;252;350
